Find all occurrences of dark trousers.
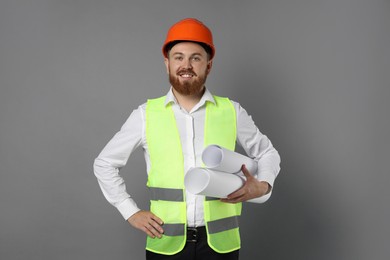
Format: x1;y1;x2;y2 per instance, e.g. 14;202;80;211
146;227;239;260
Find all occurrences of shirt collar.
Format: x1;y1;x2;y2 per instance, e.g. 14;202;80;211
164;87;216;108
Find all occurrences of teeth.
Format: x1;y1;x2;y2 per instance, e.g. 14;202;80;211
181;74;193;78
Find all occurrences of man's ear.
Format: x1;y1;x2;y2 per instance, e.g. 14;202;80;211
206;60;213;74
164;58;169;74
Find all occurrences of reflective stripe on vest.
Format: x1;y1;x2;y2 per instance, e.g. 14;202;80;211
162;223;186;236
149;187;184;202
207;216;239;234
145;95;241;255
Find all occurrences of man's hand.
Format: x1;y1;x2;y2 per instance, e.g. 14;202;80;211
221;165;270;203
127;210;164;239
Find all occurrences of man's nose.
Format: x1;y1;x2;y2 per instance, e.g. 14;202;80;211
182;59;193;69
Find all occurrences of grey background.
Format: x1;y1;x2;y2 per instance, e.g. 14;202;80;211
1;0;389;259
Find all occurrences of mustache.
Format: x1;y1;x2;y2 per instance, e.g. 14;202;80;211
177;69;197;76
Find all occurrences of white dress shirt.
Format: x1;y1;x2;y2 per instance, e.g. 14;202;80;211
94;88;281;227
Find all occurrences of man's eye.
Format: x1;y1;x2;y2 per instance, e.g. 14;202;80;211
174;56;183;61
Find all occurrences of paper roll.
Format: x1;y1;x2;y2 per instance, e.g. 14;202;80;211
184;167;270;203
184;168;245;198
184;144;269;203
202;145;258;175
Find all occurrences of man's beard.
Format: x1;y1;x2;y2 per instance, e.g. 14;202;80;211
169;68;208;96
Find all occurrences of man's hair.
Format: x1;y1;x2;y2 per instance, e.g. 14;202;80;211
165;40;212;60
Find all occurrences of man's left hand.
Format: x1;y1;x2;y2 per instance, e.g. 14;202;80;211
220;165;270;203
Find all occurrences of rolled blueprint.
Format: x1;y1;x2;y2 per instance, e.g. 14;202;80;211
202;145;258;175
185;144;270;203
184;168;245;198
184;167;271;203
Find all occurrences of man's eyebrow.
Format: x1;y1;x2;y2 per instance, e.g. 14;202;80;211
171;52;204;57
191;53;204;57
172;52;184;56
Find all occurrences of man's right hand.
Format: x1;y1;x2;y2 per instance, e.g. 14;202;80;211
127;210;164;239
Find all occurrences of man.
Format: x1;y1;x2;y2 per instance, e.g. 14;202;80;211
94;18;281;260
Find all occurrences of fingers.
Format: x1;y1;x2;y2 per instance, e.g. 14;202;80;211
241;164;252;178
151;215;164;226
146;216;164;239
128;211;164;239
220;165;261;203
227;186;246;200
222;165;250;202
143;221;163;239
221;185;247;203
221;193;246;203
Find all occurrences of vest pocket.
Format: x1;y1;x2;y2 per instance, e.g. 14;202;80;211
150;200;186;224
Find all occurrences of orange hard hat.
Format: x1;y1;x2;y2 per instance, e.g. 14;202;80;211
162;18;215;59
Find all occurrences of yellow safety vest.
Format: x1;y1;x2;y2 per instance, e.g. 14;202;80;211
145;95;241;255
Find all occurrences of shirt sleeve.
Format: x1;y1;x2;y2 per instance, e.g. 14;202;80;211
93;106;144;220
233;101;281;199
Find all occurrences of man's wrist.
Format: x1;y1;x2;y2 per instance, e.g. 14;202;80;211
260;181;271;195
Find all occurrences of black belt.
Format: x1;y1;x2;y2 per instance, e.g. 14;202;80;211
186;226;206;243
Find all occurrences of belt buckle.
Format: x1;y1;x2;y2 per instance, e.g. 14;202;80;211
187;227;198;243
